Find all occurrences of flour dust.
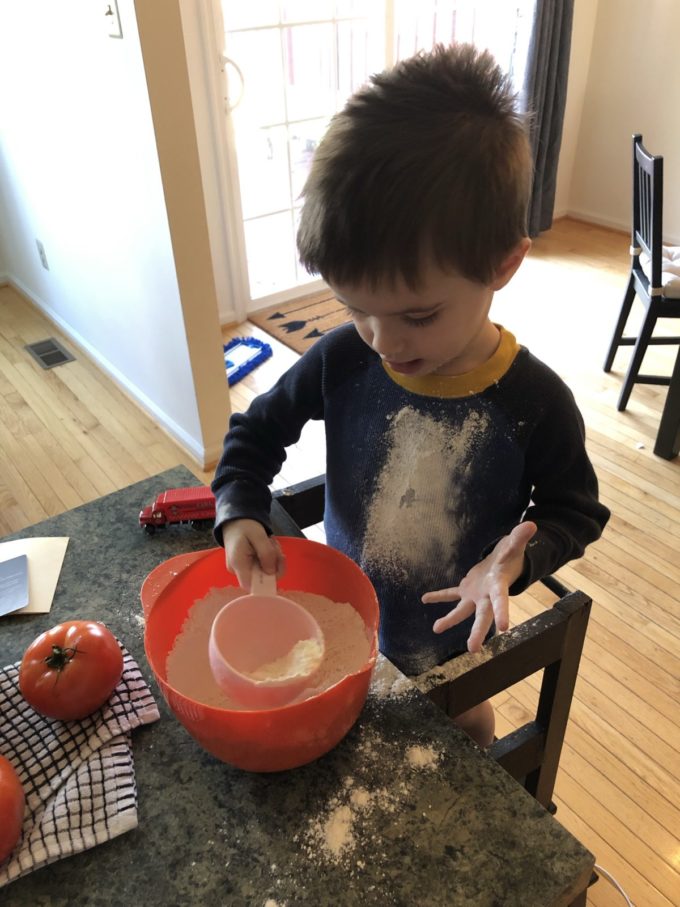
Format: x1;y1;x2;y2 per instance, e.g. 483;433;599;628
360;405;490;580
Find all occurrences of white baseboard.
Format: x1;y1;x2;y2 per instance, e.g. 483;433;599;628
562;208;630;234
6;275;212;469
564;208;680;246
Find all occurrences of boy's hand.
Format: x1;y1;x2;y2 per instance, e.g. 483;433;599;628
421;521;537;653
221;519;285;591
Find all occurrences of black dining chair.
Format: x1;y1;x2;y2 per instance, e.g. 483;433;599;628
270;475;591;813
604;134;680;411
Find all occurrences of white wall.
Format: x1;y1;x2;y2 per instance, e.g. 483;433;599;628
0;0;228;465
564;0;680;243
0;181;9;278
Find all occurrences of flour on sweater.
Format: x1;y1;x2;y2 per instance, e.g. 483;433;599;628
361;405;490;579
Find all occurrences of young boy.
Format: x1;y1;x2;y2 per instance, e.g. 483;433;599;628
211;43;609;747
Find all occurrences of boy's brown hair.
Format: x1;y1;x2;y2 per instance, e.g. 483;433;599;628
297;43;532;289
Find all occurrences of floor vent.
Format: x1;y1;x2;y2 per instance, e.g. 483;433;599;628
25;338;75;369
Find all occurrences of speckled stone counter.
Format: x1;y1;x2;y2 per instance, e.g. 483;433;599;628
1;467;593;907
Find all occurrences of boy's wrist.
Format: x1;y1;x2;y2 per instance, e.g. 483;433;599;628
508;555;531;596
508;532;543;595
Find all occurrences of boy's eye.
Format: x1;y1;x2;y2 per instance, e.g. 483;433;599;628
404;312;438;328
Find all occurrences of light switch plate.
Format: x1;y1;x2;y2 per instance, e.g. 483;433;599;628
105;1;123;39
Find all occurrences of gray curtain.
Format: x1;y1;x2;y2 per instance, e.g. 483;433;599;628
523;0;575;237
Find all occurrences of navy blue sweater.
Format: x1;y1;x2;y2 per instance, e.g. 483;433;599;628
212;324;609;675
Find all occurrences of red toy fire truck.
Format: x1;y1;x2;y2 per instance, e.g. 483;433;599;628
139;486;216;533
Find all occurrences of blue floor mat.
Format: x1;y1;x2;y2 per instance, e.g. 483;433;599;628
223;337;272;386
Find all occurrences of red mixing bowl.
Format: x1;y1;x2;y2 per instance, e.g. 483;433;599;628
140;538;379;772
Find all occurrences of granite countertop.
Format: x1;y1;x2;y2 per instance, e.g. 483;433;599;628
1;467;593;907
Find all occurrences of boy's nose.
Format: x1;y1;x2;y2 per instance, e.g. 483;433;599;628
370;319;404;360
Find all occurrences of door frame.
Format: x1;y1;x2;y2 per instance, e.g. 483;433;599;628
179;0;250;325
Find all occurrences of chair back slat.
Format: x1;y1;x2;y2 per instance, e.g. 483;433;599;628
632;134;663;288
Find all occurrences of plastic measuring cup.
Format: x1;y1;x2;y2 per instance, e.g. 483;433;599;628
208;567;325;709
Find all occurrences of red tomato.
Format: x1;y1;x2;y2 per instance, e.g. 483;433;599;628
19;620;124;721
0;753;25;863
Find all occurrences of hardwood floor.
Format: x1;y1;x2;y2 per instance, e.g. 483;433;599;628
1;217;678;905
0;282;213;535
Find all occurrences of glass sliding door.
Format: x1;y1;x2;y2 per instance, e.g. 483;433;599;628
215;0;534;313
219;1;384;308
393;0;534;87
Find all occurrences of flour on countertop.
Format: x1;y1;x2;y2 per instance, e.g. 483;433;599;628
360;406;490;580
305;783;398;862
369;653;416;700
166;587;371;710
300;725;443;867
405;744;441;769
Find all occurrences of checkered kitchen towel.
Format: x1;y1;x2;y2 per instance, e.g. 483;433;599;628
0;645;160;887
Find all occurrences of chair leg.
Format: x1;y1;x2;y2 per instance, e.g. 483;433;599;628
617;309;657;411
653;344;680;459
604;272;636;372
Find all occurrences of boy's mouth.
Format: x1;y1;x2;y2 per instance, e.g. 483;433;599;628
384;358;424;375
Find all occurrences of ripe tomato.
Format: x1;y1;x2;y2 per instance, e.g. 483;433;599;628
0;753;25;863
19;620;124;721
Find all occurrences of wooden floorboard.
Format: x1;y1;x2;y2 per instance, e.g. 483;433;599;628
1;216;678;905
0;283;213;521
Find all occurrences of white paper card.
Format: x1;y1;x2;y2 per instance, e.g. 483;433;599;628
0;554;29;616
0;537;69;616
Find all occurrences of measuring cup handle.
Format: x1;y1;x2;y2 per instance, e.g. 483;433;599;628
251;565;277;597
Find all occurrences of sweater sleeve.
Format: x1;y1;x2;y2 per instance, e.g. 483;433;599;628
210;341;327;542
509;379;610;593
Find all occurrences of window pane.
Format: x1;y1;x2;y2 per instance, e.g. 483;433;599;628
244;213;299;299
282;0;334;22
289;118;331;202
337;19;384;95
293;206;317;285
237;126;291;220
222;2;280;30
227;29;286;126
393;0;535;94
283;24;336;122
222;0;389;305
335;0;376;16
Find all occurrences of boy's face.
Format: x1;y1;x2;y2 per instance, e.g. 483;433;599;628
330;263;500;378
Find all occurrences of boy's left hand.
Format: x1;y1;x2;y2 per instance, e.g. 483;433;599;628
421;521;538;653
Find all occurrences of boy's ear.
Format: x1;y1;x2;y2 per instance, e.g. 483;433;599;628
489;238;531;291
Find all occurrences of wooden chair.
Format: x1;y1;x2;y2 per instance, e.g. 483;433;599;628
604;133;680;411
270;475;592;813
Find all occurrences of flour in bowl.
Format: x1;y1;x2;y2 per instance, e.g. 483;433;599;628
166;587;372;710
249;637;323;681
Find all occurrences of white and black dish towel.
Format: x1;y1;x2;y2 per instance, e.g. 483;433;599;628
0;644;160;887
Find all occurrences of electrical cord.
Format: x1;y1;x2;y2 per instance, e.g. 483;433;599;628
593;863;635;906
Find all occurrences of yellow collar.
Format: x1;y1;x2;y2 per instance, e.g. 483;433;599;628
382;326;520;398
